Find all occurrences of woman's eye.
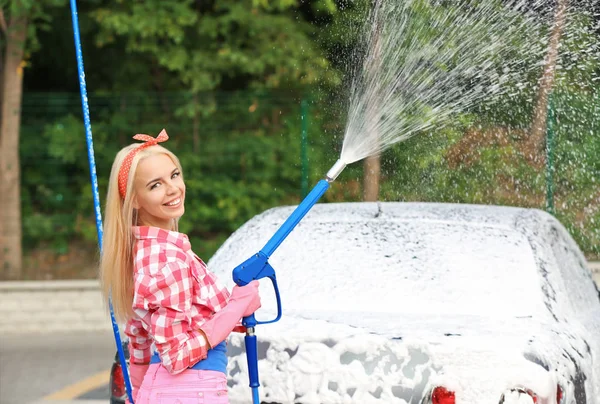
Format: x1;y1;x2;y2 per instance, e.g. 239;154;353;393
150;182;160;190
172;172;180;179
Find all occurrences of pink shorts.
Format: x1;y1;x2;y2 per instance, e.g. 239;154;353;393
135;364;229;404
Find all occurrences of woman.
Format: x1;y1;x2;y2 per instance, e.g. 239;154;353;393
100;130;260;403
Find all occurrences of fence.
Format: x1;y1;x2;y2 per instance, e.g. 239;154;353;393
12;90;600;281
18;91;334;278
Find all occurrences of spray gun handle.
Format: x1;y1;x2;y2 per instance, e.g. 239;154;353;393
233;252;283;326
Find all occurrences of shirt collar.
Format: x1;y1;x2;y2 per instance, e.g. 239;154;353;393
132;226;191;251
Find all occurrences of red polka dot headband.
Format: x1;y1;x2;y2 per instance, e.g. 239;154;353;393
118;129;169;199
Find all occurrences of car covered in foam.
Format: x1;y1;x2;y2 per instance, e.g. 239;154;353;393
207;202;600;404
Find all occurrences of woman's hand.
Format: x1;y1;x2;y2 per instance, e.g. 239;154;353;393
230;280;261;317
199;280;262;348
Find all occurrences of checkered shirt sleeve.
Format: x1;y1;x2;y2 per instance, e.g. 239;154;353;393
124;317;152;365
124;227;232;375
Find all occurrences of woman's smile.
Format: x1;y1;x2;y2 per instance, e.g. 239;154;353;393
164;197;182;207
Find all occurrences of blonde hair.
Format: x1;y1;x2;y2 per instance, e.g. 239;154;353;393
99;143;184;322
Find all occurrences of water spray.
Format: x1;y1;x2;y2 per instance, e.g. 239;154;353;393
232;159;346;404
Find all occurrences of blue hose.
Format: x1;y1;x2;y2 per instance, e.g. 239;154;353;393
69;1;134;402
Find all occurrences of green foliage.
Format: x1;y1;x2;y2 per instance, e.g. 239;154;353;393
44;115;87;164
379;88;600;258
19;0;360;263
91;0;341;93
554;10;600;93
16;0;600;267
0;0;67;56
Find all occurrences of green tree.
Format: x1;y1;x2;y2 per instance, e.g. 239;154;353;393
0;0;65;280
525;0;569;166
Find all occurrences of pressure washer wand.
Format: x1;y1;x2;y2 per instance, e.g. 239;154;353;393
232;159;346;404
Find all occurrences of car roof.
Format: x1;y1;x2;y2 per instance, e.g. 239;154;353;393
248;201;552;232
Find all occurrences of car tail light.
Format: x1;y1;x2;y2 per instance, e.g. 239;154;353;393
432;386;456;404
111;363;126;398
556;385;563;403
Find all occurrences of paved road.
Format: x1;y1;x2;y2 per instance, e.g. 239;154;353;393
0;330;116;404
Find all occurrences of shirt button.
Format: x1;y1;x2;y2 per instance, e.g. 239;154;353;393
198;392;203;397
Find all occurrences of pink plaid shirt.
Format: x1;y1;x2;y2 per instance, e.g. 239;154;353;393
124;226;231;374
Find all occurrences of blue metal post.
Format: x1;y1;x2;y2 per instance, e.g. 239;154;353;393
69;1;134;402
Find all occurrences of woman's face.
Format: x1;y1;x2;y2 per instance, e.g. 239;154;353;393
132;153;185;229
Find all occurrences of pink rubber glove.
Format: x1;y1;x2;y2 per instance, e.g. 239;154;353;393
235;280;262;317
128;362;149;403
201;280;261;348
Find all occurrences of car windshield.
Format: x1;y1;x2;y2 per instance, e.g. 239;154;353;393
259;219;546;318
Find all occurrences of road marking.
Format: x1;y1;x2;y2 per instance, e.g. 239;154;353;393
42;369;110;400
